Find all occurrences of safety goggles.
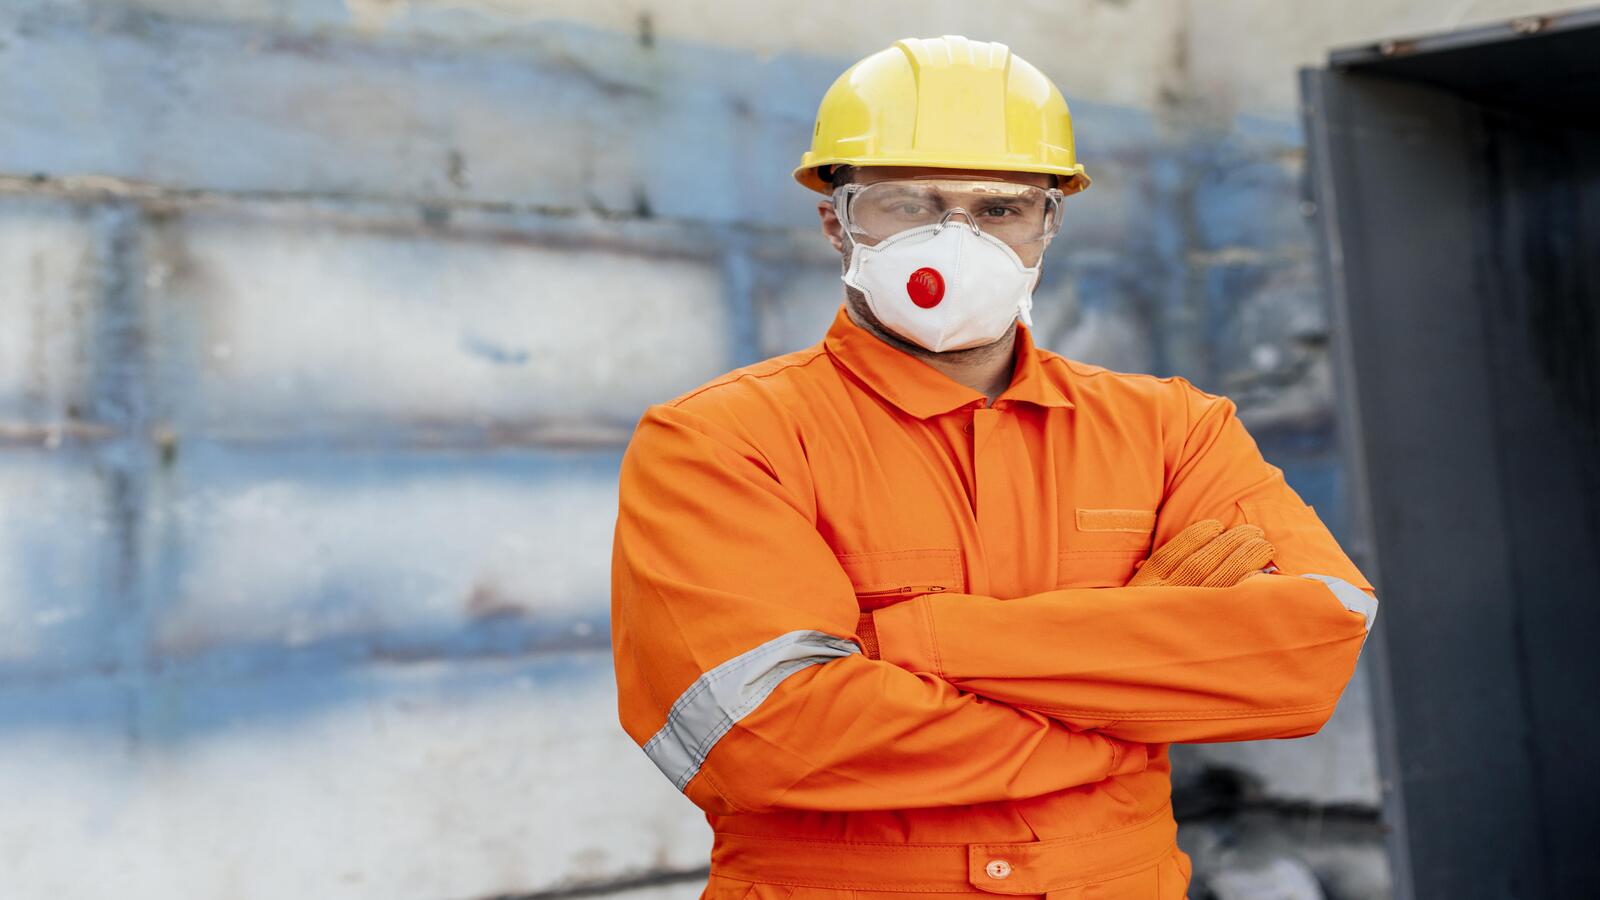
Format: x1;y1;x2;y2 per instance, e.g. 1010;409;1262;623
832;178;1067;247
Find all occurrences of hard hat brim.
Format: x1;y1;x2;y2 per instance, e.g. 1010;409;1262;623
794;157;1091;197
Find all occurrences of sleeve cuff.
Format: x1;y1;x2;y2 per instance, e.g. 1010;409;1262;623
871;596;941;676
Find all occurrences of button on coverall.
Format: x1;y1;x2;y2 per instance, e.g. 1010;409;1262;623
611;304;1377;899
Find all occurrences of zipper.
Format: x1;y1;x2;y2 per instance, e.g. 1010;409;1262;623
855;584;949;598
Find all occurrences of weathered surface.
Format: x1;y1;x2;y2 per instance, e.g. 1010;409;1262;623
145;210;730;436
0;202;97;426
0;0;1491;896
0;653;712;898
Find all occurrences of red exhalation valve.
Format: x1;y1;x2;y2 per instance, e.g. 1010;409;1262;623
906;267;945;308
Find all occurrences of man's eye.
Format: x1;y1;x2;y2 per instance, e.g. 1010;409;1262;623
980;206;1021;218
894;203;929;215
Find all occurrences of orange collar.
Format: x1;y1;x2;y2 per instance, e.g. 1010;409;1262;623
821;304;1075;419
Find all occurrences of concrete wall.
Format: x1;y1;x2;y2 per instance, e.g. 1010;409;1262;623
0;1;1567;898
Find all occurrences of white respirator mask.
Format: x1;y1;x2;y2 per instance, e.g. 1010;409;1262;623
833;180;1062;353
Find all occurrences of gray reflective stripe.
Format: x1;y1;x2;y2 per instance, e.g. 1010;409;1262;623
643;629;861;791
1302;573;1379;632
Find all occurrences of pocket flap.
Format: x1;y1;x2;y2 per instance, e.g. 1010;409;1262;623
1076;508;1157;533
835;548;963;608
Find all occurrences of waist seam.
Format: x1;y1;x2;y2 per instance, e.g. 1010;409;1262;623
709;802;1178;893
712;800;1172;849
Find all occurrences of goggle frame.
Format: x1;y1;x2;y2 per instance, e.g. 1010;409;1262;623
830;178;1068;248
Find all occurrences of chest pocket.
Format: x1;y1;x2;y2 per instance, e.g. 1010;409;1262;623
835;548;965;611
1057;507;1157;588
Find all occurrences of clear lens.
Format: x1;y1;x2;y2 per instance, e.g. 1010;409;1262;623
837;179;1062;246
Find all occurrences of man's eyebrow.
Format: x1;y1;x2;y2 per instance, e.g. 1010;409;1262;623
865;184;929;198
948;191;1042;208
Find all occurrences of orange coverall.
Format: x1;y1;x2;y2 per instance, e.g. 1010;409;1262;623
611;303;1377;899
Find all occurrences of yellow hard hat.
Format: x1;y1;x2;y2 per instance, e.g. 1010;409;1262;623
793;35;1090;196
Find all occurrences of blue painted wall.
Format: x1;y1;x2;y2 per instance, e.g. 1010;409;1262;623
0;2;1366;896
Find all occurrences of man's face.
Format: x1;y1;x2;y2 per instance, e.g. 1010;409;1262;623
816;165;1060;354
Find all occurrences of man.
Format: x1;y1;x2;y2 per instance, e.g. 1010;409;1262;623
610;35;1377;899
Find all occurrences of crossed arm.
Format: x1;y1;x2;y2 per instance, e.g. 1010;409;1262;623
613;402;1149;816
866;389;1378;744
611;387;1376;816
866;569;1374;744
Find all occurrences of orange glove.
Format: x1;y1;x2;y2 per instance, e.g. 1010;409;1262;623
1127;519;1275;588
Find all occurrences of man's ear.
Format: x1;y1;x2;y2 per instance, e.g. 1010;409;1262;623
817;200;846;253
